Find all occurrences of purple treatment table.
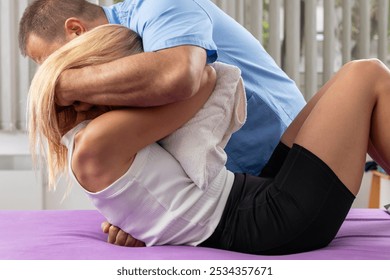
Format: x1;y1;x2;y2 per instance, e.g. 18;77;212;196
0;209;389;260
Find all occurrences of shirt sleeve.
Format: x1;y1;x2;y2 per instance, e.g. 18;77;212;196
131;0;218;63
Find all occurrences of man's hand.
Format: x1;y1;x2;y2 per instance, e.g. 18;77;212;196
101;221;146;247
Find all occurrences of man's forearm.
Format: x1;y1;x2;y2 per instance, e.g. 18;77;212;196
56;46;207;107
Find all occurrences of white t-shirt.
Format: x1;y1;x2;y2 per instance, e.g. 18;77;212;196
61;122;234;246
60;62;245;246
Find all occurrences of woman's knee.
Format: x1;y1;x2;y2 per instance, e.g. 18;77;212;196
341;59;389;95
344;58;387;78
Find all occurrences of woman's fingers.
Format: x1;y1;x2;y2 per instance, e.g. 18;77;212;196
101;221;111;233
104;223;146;247
115;229;129;246
108;225;120;244
125;234;146;247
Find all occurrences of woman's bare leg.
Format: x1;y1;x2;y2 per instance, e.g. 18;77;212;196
280;59;390;195
289;59;390;195
281;62;350;147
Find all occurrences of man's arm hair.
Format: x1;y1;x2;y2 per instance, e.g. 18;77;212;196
56;45;208;107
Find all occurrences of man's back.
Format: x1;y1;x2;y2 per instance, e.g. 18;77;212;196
103;0;306;175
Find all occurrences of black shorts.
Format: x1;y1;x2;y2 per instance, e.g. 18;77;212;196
200;143;355;255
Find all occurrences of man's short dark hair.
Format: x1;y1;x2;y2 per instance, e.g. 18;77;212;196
19;0;102;56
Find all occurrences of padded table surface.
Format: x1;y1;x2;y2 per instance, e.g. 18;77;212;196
0;209;389;260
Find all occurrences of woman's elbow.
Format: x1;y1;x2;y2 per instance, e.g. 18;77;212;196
71;130;106;192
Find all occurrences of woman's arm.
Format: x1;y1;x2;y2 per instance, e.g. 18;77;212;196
72;65;216;192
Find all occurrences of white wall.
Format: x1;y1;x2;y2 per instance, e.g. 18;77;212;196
0;133;94;210
44;176;95;210
0;133;42;210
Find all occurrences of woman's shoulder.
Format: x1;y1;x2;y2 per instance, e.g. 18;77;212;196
60;120;91;148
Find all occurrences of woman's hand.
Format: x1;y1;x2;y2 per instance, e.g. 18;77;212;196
101;221;146;247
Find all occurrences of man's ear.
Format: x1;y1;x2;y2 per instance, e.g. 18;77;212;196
64;18;87;40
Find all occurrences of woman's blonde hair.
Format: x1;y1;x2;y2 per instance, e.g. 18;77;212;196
28;24;143;190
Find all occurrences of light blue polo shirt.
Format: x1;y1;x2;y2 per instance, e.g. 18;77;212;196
102;0;306;175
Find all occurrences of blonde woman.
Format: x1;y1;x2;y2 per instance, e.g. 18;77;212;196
29;24;390;255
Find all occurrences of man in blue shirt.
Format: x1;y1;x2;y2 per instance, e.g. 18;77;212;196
20;0;305;176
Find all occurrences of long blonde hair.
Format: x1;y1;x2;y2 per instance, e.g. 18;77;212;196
28;24;143;189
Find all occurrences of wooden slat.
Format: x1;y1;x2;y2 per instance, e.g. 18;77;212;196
341;0;352;64
304;0;318;99
323;0;335;83
0;0;18;131
268;0;282;66
284;0;301;84
378;0;389;63
358;0;370;58
17;0;32;131
248;0;263;43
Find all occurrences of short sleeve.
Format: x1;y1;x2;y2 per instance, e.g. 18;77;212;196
131;0;218;63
